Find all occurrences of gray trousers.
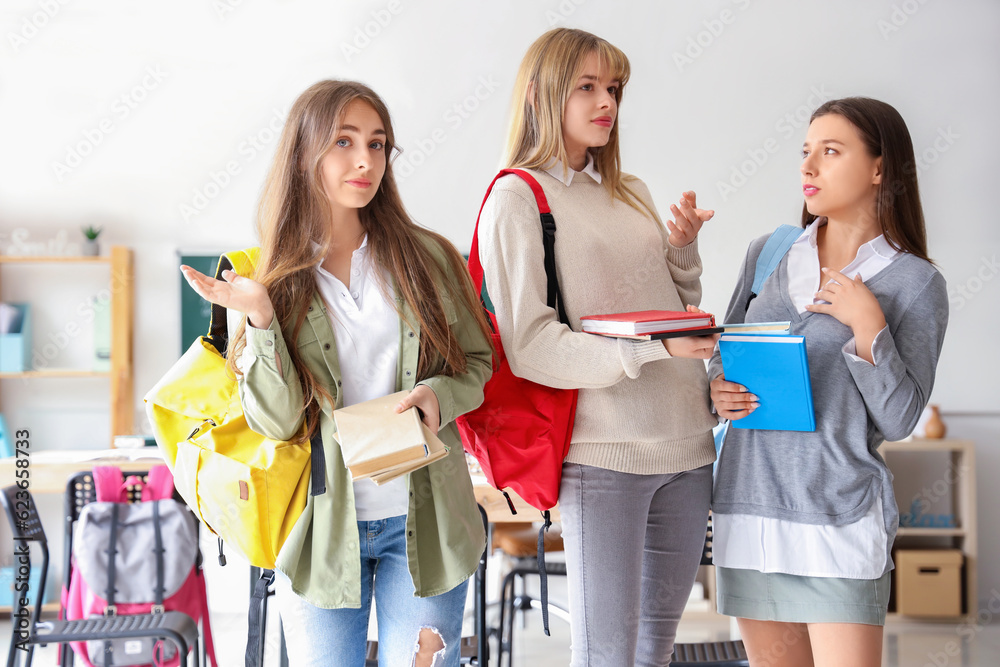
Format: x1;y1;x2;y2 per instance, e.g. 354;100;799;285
559;462;713;667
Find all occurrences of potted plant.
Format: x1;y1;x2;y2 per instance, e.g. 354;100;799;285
81;225;102;256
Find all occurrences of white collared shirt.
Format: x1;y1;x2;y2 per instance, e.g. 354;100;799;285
786;220;898;361
713;220;899;579
312;236;409;521
542;153;603;186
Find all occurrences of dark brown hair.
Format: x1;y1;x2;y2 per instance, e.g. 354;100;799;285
227;80;492;441
803;97;931;263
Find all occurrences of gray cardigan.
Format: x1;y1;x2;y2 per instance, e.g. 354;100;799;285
708;232;948;572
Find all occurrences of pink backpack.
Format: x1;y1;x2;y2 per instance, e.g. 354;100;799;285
61;466;217;667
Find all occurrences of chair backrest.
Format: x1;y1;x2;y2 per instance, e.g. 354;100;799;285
1;484;46;544
700;512;714;567
1;484;50;649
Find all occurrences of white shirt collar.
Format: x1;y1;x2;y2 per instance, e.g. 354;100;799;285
542;154;603;186
798;220;898;261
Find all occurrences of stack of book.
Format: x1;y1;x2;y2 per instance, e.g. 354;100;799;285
581;310;723;339
718;323;815;432
333;391;449;485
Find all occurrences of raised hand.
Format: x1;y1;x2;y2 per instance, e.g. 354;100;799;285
667;190;714;248
180;265;275;329
805;267;887;364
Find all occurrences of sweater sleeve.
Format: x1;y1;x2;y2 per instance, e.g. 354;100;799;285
843;269;949;442
478;182;670;390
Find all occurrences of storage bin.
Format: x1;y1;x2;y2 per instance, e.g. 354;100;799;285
895;548;963;617
0;303;31;372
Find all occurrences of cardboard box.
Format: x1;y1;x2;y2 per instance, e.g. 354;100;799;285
0;303;31;372
895;549;963;617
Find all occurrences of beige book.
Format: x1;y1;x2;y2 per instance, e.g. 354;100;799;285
361;430;449;485
333;390;449;482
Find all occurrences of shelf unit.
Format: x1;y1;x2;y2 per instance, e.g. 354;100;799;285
0;246;134;442
882;438;977;620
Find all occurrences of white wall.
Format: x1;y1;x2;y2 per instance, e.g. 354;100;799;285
1;0;997;608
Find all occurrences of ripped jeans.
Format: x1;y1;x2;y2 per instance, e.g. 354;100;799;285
274;515;468;667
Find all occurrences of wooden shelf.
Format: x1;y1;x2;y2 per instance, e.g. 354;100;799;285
883;439;977;619
0;255;111;264
896;527;966;537
0;245;133;444
0;602;61;615
0;370;111;379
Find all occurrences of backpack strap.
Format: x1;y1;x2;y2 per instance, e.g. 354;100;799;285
93;466;127;503
468;169;571;327
151;500;166;613
746;224;801;310
468;169;567;637
143;465;175;502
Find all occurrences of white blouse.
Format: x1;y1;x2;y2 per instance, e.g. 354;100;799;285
713;221;899;579
312;236;408;521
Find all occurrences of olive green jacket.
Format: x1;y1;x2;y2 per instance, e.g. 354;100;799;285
236;243;490;608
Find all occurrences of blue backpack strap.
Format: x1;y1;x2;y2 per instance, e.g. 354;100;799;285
747;224;801;310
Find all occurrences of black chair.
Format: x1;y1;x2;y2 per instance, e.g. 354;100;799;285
492;521;570;667
1;483;199;667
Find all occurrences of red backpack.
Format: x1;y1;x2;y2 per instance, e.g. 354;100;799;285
458;169;578;514
61;466;217;667
457;170;578;634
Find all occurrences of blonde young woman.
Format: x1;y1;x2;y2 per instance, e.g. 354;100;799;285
478;28;720;665
180;80;492;667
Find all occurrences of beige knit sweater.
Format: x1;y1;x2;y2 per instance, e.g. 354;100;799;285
478;169;718;475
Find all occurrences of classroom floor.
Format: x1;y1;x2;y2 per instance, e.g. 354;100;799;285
5;591;1000;665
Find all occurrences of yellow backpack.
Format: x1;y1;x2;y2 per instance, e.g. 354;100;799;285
144;248;323;569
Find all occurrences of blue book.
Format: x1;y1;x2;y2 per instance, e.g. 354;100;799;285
719;333;815;432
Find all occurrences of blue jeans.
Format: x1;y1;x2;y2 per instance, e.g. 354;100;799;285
274;515;469;667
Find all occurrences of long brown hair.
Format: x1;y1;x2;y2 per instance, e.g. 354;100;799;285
504;28;656;219
227;80;491;440
803;97;931;263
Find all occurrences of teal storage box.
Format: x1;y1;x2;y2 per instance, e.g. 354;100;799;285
0;565;47;607
0;303;31;373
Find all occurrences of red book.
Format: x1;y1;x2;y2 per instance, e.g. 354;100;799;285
581;310;716;336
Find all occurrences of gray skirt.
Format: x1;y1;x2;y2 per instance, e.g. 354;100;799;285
716;566;891;626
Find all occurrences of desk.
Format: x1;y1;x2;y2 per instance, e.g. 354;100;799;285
472;476;560;524
0;449;164;494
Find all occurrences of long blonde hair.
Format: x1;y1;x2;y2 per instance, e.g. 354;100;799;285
227;80;491;441
504;28;655;218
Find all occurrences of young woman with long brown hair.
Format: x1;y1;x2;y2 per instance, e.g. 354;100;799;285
181;80;492;667
710;97;949;667
477;28;721;665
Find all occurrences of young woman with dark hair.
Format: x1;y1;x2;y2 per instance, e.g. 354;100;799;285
710;97;949;667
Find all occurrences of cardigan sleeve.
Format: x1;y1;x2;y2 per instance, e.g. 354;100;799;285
707;236;762;382
843;269;949;442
